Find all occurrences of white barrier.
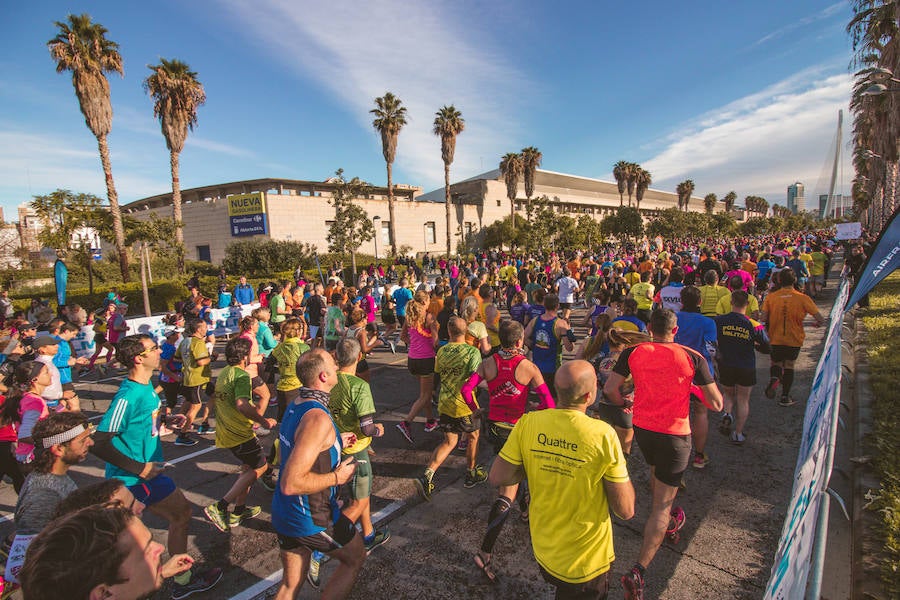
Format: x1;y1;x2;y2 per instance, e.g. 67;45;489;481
71;303;260;359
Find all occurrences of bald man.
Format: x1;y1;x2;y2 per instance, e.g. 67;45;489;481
489;360;634;598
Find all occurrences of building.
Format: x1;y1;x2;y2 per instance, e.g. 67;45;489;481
818;194;845;219
787;182;805;214
123;169;710;264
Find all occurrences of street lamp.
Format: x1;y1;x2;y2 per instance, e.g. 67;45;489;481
861;82;900;96
862;67;900;96
372;216;381;261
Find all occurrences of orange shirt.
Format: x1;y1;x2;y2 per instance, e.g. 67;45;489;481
761;288;819;347
638;260;654;273
741;260;758;276
427;297;444;317
567;259;582;280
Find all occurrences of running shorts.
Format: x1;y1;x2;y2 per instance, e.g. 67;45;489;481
407;357;435;377
559;302;572;310
771;345;801;362
93;332;107;345
127;474;177;507
276;388;302;422
540;566;609;600
594;401;632;429
251;375;264;389
183;384;205;405
487;420;514;454
438;413;480;435
348;448;372;501
229;437;267;469
633;426;691;488
276;513;357;553
161;381;183;409
718;365;756;387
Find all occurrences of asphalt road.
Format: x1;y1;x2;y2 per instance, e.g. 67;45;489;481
0;282;839;600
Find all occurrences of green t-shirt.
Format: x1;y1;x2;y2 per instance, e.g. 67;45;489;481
583;275;600;299
435;342;482;418
213;365;254;449
180;336;210;387
324;306;345;341
269;294;286;324
272;337;310;391
525;282;543;305
329;372;376;454
98;379;164;487
810;251;827;276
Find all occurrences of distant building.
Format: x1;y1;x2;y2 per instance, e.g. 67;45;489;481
787;182;805;214
818;194;846;219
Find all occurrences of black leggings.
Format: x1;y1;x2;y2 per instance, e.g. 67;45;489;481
0;442;25;494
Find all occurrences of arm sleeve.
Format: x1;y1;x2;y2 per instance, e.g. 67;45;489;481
460;371;483;411
90;431;146;475
18;410;41;440
534;382;556;410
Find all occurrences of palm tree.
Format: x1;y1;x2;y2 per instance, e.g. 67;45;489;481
723;191;737;213
675;182;687;211
521;146;542;214
634;168;652;211
499;152;523;222
371;92;407;256
703;193;718;214
682;179;695;211
612;160;629;207
48;13;129;281
144;58;206;273
433;105;465;257
625;162;639;206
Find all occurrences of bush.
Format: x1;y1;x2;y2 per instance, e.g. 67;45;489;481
222;240;317;276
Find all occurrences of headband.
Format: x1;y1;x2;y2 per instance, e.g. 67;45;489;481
42;424;88;448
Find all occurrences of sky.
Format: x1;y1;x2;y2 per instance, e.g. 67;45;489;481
1;1;856;221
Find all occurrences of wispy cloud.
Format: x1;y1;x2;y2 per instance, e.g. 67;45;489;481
115;105;253;158
217;0;529;189
643;66;853;204
751;2;846;47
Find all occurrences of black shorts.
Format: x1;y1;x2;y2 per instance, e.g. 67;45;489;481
540;566;609;600
94;332;107;345
381;311;396;325
408;357;435;377
184;384;205;405
161;381;183;409
594;401;632;429
397;315;407;327
358;358;369;373
276;388;302;422
229;437;267;469
559;302;572;310
251;375;264;389
487;420;514;454
633;426;691;488
718;365;756;387
438;413;481;434
771;345;801;362
61;382;75;393
277;513;357;553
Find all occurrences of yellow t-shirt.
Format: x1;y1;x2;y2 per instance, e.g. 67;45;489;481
180;337;210;387
213;365;254;449
629;282;654;310
699;285;731;316
499;409;630;584
624;271;641;287
715;292;759;316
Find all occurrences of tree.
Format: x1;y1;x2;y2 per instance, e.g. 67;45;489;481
634;167;652;211
481;214;526;251
645;207;684;240
675;179;695;211
703;193;718;214
723;190;737;213
433;105;465;257
144;58;206;273
740;217;769;235
326;169;375;279
601;206;643;241
709;213;738;237
612;160;629;207
521;146;542;214
625;162;639;206
575;214;604;250
48;13;130;281
371;92;407;256
499;152;523;222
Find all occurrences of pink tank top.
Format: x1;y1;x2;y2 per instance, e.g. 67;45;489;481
240;331;260;378
487;353;529;424
408;326;436;359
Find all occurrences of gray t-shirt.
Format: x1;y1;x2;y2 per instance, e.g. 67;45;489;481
14;472;77;535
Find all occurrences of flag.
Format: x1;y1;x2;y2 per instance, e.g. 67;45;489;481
846;209;900;308
54;259;68;307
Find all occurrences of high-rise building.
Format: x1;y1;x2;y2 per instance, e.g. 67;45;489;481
818;194;845;218
787;182;805;214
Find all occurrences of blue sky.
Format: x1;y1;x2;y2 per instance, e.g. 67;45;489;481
2;1;854;221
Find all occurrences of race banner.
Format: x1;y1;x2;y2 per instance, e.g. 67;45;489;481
846;209;900;307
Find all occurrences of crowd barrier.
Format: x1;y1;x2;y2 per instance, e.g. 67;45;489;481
70;303;260;359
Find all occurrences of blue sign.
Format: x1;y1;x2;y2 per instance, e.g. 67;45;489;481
92;248;102;260
230;213;268;237
846;209;900;308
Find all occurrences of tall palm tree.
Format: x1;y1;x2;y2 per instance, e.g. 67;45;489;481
634;168;652;211
48;13;129;281
521;146;542;214
371;92;407;256
433;105;465;257
499;152;523;222
676;179;695;211
703;193;718;214
723;191;737;213
144;58;206;273
625;162;639;206
612;160;629;207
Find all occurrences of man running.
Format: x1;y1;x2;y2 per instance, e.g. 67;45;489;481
176;318;213;445
92;334;222;599
524;293;575;397
604;309;722;599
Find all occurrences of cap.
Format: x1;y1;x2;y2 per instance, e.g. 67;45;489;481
32;335;60;348
20;322;38;330
263;285;273;291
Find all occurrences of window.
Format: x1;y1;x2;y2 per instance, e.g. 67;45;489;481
197;245;211;263
325;220;335;230
381;221;392;245
425;221;436;245
496;199;502;207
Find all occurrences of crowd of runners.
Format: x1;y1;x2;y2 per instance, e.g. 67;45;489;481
0;228;865;600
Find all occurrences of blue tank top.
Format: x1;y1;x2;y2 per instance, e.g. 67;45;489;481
532;316;559;373
272;393;342;537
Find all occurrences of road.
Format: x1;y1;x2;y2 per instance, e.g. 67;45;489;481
0;282;839;599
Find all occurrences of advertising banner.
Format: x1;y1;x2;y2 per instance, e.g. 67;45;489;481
834;222;862;240
846;210;900;308
227;192;268;237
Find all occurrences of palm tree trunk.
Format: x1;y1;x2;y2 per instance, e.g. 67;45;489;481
387;162;397;256
444;162;452;257
170;150;185;274
97;134;130;282
619;192;623;207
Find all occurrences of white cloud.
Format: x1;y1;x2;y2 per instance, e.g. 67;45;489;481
643;67;854;205
217;0;528;188
751;2;846;47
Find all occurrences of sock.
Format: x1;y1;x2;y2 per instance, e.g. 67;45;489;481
235;504;246;515
364;531;375;544
770;365;783;381
217;499;229;511
480;495;512;554
424;468;435;481
633;563;646;576
781;368;795;395
174;569;192;585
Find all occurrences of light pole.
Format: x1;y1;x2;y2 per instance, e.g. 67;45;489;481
861;67;900;96
372;216;381;261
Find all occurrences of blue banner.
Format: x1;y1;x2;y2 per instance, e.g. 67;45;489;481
846;209;900;307
54;259;68;307
230;213;268;237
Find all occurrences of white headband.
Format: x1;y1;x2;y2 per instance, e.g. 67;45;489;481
42;424;88;448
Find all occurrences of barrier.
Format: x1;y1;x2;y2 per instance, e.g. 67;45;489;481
71;303;260;359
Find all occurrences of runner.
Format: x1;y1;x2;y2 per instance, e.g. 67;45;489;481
523;293;575;397
175;318;212;446
396;299;439;443
554;268;580;320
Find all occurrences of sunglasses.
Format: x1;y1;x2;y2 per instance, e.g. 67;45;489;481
138;344;160;356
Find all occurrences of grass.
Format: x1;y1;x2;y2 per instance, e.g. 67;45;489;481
860;271;900;595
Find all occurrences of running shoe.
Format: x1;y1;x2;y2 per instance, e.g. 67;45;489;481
364;528;391;554
414;474;434;501
174;434;198;447
731;431;746;445
621;565;645;600
159;424;176;437
764;377;780;399
464;465;488;488
719;413;733;435
307;551;323;589
668;506;686;534
692;452;709;469
228;505;262;528
259;471;277;492
423;419;439;433
778;395;796;407
396;421;414;444
380;337;396;354
171;567;223;600
197;422;215;435
203;503;229;532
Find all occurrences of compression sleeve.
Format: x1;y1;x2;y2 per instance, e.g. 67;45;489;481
90;431;146;476
17;410;41;440
460;371;483;411
534;382;555;410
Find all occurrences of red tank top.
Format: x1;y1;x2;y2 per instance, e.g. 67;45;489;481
487;353;530;424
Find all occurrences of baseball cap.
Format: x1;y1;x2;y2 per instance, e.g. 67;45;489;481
32;335;60;348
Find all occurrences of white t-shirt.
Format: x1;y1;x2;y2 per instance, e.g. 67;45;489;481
35;354;63;401
556;277;579;303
